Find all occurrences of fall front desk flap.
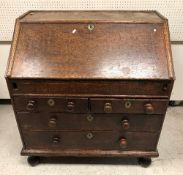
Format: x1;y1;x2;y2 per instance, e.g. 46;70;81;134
6;11;174;80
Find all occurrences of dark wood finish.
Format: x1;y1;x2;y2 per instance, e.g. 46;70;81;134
6;11;174;80
5;11;174;163
21;149;159;158
138;157;152;167
17;113;164;132
8;23;171;80
13;96;88;113
13;96;168;114
90;98;168;114
22;130;159;151
9;79;173;98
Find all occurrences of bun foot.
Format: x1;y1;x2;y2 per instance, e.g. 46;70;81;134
27;156;41;166
137;157;152;168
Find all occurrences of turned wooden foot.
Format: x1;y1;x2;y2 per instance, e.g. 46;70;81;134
27;156;41;166
137;157;152;168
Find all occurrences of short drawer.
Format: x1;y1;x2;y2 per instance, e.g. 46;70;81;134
23;131;159;151
18;113;163;132
90;98;168;114
13;96;88;113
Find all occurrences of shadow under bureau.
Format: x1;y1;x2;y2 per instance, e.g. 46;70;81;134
5;11;175;167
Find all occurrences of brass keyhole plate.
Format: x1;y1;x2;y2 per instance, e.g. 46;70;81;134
125;101;131;109
47;99;55;107
86;115;94;122
86;132;94;139
88;24;94;31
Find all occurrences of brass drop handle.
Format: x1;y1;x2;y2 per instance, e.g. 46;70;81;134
26;100;36;111
144;103;154;114
122;119;130;130
48;117;57;128
120;138;127;148
67;101;75;112
104;102;112;113
52;136;60;144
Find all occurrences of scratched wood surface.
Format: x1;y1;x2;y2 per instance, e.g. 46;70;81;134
6;11;174;80
5;11;174;161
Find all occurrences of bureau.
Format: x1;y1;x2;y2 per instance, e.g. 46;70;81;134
5;11;175;167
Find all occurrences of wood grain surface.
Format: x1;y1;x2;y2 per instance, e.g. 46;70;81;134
6;11;174;159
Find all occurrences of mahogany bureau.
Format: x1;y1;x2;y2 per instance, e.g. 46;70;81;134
5;11;175;167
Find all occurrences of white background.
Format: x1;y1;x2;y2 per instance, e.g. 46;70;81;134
0;0;183;41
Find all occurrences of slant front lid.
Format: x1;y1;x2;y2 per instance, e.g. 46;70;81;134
7;11;174;80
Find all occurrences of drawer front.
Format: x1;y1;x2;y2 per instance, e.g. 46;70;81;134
18;113;163;132
9;79;172;98
90;98;168;114
23;131;159;151
13;96;88;113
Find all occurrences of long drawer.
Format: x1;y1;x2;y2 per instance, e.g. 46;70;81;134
23;131;159;151
17;113;163;132
9;79;172;98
